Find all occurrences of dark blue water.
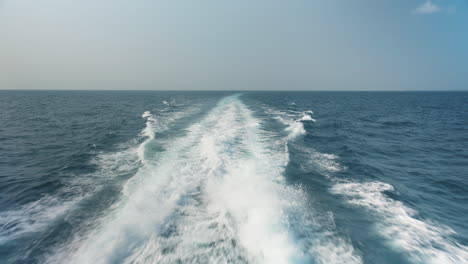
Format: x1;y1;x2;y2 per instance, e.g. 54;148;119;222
0;91;467;264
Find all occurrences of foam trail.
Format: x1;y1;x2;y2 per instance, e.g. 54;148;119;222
261;106;362;264
49;95;361;264
332;182;468;264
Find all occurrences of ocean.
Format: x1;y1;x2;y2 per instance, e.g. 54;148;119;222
0;91;467;264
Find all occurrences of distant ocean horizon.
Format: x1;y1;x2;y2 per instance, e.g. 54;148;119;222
1;91;467;263
2;89;468;92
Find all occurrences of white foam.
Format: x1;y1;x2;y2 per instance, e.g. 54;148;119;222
285;121;306;140
49;95;361;264
298;114;316;122
310;237;362;264
0;140;144;246
137;111;156;161
271;114;306;140
91;145;141;177
298;110;316;122
266;108;343;177
140;111;156;139
265;108;315;140
137;106;200;162
0;196;79;245
141;111;152;118
309;152;342;173
331;182;468;264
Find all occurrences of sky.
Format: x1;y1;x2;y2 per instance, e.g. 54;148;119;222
1;0;467;91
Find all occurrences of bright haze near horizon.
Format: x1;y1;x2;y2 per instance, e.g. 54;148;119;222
1;0;467;91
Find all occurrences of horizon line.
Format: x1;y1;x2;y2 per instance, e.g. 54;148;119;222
0;89;467;92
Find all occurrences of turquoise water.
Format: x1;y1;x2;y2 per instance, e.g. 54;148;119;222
0;91;467;263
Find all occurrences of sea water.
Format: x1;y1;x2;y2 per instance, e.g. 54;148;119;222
0;91;467;264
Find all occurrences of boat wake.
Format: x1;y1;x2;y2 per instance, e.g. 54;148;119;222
48;95;361;264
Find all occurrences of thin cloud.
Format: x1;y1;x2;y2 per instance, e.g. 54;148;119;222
413;0;441;14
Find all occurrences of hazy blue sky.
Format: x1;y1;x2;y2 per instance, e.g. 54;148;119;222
1;0;467;90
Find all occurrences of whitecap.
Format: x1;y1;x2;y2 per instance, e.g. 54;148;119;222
298;114;316;122
141;111;152;119
265;108;316;140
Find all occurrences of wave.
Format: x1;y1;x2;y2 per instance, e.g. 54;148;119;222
0;105;199;255
331;182;468;264
138;111;156;161
265;109;315;140
268;105;466;263
262;105;361;264
141;111;152;119
48;95;361;264
286;121;307;140
281;106;468;263
265;107;340;176
0;137;146;249
299;110;316;122
0;195;79;245
298;115;316;122
0;146;140;250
